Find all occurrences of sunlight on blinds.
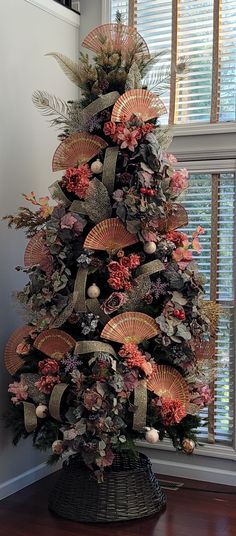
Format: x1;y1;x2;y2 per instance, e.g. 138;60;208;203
175;1;214;123
183;172;235;444
219;0;236;121
111;0;236;124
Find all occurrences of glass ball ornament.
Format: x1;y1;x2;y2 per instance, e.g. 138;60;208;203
87;283;101;298
52;440;65;455
145;427;160;444
143;241;157;254
182;438;195;454
91;159;103;174
35;404;48;419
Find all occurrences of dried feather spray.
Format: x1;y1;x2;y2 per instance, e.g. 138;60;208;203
32;90;70;130
45;52;82;86
84;178;112;223
125;62;142;91
199;300;227;336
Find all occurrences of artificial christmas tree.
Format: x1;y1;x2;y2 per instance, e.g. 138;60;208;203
3;21;216;522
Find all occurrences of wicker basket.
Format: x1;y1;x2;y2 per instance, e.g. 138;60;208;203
49;452;166;523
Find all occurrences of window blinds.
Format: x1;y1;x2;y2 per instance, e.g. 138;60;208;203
183;172;235;444
111;0;236;124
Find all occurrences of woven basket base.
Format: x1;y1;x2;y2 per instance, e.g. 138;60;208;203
49;453;166;523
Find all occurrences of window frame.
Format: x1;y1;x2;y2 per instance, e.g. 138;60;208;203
103;0;236;461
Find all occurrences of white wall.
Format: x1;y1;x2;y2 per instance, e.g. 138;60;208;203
0;0;79;497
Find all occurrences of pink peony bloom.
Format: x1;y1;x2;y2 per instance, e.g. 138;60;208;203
8;380;28;405
171;168;189;193
164;153;178;165
60;213;85;234
38;358;59;375
35;374;60;394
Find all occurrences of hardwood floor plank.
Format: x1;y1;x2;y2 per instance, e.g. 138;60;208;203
0;472;235;536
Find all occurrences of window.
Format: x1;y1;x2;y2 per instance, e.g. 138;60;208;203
54;0;80;13
183;170;235;445
110;0;236;450
111;0;236;125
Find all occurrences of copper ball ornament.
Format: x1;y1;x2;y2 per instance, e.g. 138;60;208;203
182;438;195;454
52;440;65;455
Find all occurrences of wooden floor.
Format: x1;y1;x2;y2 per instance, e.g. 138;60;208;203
0;472;235;536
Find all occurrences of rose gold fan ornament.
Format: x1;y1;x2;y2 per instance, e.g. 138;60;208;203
82;24;150;60
111;90;167;123
52;133;108;172
101;312;159;344
147;365;190;408
4;326;33;375
33;329;75;360
83;218;138;252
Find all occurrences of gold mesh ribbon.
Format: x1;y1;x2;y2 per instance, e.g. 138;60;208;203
86;298;110;325
49;383;69;422
69;200;87;215
133;379;147;431
74;340;116;358
50;298;74;329
82;92;120;123
23;402;37;433
73;268;88;313
49;181;71;206
102;146;119;194
137;259;165;276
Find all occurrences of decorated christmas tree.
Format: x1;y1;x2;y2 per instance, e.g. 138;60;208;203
4;21;216;490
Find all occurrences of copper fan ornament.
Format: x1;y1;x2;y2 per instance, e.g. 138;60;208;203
155;203;188;233
101;312;159;344
33;329;76;360
191;338;215;361
82;23;150;59
24;231;46;267
83;218;138;251
52;133;108;172
147;365;190;408
111;89;167;123
4;325;33;375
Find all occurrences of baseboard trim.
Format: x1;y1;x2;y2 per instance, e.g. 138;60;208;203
150;457;236;487
0;461;60;501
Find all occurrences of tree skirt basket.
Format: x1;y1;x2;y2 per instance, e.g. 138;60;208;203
49;452;166;523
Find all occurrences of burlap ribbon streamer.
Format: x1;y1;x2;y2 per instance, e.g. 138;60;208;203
82;92;120;123
23;401;37;433
49;180;71;206
137;259;165;276
73;268;88;313
49;383;69;422
102;146;119;194
86;298;110;325
133;379;147;431
74;340;116;358
50;268;88;328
